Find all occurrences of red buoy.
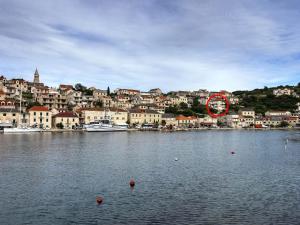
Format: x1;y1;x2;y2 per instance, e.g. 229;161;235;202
129;179;135;188
96;196;103;204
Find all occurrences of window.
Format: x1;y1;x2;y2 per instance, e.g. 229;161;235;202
34;119;36;122
46;112;49;116
3;113;6;116
73;119;75;122
46;119;48;122
34;112;36;116
12;113;16;116
40;112;42;116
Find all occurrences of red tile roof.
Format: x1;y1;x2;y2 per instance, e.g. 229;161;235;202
59;84;73;90
176;115;197;120
53;112;78;118
28;106;49;111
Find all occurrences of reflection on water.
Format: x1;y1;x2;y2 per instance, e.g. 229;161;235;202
0;131;299;225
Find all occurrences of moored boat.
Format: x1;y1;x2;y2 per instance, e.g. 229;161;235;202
85;119;128;132
3;127;42;133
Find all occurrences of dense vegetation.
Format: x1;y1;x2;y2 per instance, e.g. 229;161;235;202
233;84;300;115
165;83;300;116
165;97;208;117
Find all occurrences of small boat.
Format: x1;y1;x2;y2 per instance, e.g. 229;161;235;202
84;108;128;132
85;119;128;132
4;126;42;133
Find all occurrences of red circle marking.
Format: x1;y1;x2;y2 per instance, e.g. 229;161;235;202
205;93;230;118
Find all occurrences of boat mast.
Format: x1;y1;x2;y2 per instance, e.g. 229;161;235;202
19;84;22;126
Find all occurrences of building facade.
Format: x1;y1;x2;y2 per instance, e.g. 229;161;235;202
28;106;52;128
52;112;79;129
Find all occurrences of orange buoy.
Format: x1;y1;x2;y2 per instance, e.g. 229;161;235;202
129;179;135;188
96;196;103;204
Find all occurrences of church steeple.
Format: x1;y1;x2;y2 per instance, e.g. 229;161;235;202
33;68;40;83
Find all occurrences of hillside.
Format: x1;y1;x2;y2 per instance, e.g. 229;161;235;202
233;83;300;115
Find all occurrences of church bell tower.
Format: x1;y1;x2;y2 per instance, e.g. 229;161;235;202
33;68;40;84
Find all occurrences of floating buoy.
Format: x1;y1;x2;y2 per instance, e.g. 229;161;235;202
174;157;178;161
231;151;235;155
129;179;135;188
96;196;103;205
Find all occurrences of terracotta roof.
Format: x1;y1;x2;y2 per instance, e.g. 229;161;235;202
129;108;160;114
59;84;73;89
28;106;49;111
176;115;197;120
53;112;78;118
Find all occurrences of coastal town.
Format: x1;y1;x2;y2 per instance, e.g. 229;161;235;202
0;69;300;131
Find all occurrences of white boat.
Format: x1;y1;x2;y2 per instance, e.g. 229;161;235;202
84;108;128;132
4;126;42;133
85;119;128;132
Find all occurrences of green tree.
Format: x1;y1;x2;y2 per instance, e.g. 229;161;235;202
75;83;86;91
83;89;93;95
56;122;64;129
165;105;179;114
179;102;188;110
278;121;289;127
191;97;207;115
94;100;103;108
217;120;224;127
26;101;41;110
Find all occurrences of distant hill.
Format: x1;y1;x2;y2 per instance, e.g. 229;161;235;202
233;83;300;115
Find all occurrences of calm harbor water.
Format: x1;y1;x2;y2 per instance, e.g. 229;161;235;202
0;130;299;225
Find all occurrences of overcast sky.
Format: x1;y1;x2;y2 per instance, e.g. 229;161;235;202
1;0;300;91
